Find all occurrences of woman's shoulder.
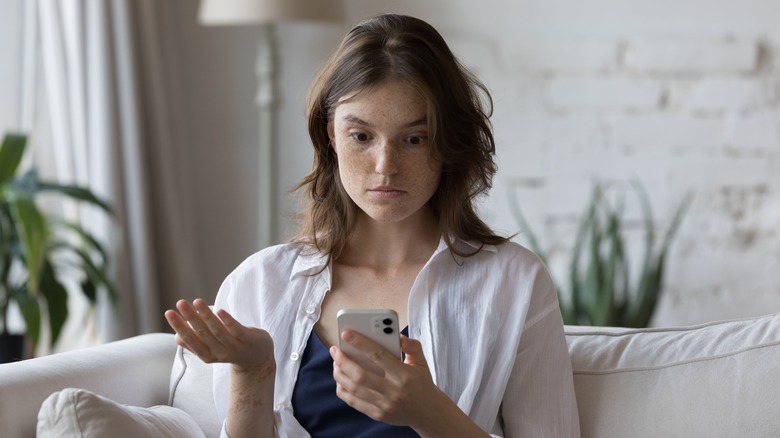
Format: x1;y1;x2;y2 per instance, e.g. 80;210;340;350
227;242;326;280
480;240;546;268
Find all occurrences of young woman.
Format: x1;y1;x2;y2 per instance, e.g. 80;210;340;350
165;13;580;438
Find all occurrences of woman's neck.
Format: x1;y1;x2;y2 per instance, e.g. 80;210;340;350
338;209;440;270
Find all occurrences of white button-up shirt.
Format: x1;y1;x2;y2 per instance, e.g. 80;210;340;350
214;238;580;437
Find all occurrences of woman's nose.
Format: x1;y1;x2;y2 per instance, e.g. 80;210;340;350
374;141;399;176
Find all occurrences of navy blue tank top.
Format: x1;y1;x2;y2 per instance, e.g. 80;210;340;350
291;327;419;437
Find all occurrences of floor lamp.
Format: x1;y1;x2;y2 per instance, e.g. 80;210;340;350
198;0;341;248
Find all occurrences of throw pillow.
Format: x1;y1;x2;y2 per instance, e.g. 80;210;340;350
37;387;205;438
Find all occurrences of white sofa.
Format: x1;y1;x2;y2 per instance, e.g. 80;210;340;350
2;312;780;437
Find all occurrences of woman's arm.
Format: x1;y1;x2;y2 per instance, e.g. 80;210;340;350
165;299;276;438
330;330;490;438
500;305;581;437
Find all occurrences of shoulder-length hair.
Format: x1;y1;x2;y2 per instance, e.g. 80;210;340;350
293;13;508;260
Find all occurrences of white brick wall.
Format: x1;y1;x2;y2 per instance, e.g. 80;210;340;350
623;39;759;74
459;31;780;327
548;76;664;110
501;39;618;72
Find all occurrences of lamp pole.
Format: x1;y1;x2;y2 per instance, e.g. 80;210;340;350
197;0;342;249
255;24;276;248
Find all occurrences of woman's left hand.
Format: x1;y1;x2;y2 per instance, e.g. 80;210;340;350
330;331;485;436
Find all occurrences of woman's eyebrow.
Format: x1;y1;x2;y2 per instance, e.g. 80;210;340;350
341;115;427;129
342;115;371;126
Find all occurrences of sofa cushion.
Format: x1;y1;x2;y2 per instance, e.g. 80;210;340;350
169;345;221;437
565;313;780;438
37;387;204;438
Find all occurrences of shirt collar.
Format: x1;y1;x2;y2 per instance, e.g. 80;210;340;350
290;246;329;280
289;236;498;280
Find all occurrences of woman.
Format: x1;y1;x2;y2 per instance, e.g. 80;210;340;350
165;13;580;438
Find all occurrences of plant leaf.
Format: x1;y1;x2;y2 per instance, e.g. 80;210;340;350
71;247;119;309
596;208;622;326
10;287;40;347
39;258;69;347
37;183;114;216
581;208;603;325
9;196;49;295
570;184;602;324
81;278;97;304
0;134;26;185
53;220;110;265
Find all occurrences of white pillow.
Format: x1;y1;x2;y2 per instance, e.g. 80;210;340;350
37;387;206;438
566;313;780;438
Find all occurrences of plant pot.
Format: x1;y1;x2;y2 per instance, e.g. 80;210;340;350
0;333;25;363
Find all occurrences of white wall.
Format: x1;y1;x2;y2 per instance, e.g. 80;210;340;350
179;0;780;326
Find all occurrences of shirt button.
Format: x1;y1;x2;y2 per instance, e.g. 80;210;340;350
275;404;283;410
290;352;300;361
305;306;315;314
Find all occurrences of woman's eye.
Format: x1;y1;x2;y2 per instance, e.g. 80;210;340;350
349;132;369;142
407;135;426;145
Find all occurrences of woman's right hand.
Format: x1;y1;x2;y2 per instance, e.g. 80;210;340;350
164;298;274;371
167;299;277;437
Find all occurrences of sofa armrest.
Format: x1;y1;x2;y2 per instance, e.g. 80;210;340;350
0;333;177;438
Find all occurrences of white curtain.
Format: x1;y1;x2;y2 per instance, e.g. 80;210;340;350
34;0;201;350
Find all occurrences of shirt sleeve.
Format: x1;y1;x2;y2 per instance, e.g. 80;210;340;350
499;267;581;437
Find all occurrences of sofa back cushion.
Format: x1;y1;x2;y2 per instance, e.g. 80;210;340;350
169;346;221;437
565;313;780;438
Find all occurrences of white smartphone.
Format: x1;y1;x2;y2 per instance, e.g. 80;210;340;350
336;308;402;375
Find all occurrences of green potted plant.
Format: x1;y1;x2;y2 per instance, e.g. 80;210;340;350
0;133;117;362
510;181;690;327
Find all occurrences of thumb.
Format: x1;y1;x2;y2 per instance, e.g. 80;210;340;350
401;336;428;367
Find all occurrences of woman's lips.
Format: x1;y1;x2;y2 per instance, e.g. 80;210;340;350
369;186;405;199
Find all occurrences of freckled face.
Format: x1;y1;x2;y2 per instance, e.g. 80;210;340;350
328;80;441;225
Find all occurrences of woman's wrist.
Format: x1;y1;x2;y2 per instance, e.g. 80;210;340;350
231;358;276;377
226;361;277;438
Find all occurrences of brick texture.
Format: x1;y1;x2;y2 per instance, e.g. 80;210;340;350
483;34;780;327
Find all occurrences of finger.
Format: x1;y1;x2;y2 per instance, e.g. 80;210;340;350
172;300;225;356
400;336;428;367
164;308;210;354
334;382;386;422
164;310;192;346
331;351;384;400
192;299;233;344
215;308;245;338
176;299;215;341
341;330;403;371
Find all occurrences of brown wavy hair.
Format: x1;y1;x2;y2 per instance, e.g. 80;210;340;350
293;13;509;260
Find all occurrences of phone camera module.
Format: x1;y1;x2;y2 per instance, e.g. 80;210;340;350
382;318;392;325
383;327;394;334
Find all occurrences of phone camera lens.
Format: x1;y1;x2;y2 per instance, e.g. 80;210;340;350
383;327;394;334
382;318;392;325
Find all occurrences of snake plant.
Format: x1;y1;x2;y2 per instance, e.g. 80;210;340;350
510;181;690;328
0;133;117;350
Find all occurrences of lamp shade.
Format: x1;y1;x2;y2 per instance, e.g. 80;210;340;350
198;0;342;25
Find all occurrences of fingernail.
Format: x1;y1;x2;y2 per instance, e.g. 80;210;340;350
329;346;337;357
342;331;354;342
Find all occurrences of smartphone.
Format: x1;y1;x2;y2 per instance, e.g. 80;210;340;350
336;308;402;375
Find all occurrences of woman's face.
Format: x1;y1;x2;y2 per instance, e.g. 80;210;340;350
328;79;441;225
